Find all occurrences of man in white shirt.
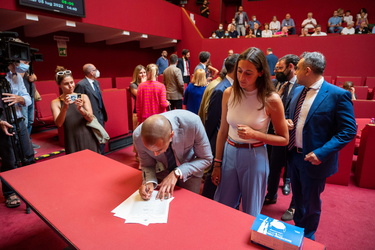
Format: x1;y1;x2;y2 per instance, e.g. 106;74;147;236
270;16;280;34
311;25;327;36
301;12;317;33
341;21;355;35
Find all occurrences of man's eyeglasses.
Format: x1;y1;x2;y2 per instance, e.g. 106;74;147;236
56;70;72;76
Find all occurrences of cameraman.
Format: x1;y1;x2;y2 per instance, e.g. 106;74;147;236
200;0;210;18
0;62;35;208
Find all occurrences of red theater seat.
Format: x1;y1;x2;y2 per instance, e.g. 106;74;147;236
99;77;113;90
353;86;369;100
336;76;364;86
34;93;58;126
115;77;133;89
102;89;129;138
365;77;375;99
338;85;369;100
126;88;135;131
354;118;372;153
355;124;375;189
158;74;164;83
352;100;375;118
327;137;356;186
324;76;333;84
338;85;368;99
34;80;60;96
365;77;375;89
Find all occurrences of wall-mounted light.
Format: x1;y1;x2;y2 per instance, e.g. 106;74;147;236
26;13;38;21
66;21;76;27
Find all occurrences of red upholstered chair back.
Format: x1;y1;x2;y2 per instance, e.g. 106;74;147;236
355;86;370;100
102;89;129;138
365;77;375;99
352;100;375;118
336;76;364;86
98;77;113;90
126;88;135;131
365;77;375;89
355;124;375;189
338;85;369;99
158;74;164;83
327;137;356;186
323;76;333;84
115;77;133;89
34;93;58;126
34;80;60;96
354;118;373;152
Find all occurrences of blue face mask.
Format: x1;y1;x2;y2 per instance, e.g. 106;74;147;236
15;63;30;73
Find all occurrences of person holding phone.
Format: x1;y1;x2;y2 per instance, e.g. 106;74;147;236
51;66;100;154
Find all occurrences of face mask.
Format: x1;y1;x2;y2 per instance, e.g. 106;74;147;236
219;26;223;29
95;69;100;78
253;18;256;21
275;69;290;82
15;63;30;73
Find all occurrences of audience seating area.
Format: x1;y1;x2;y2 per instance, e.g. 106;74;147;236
30;75;375;189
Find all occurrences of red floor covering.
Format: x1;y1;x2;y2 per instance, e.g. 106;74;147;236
1;128;375;249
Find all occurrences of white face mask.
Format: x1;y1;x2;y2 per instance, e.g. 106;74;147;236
95;69;100;78
253;18;256;21
219;26;223;29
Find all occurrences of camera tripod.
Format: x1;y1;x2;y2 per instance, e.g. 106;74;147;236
0;73;26;166
0;71;33;213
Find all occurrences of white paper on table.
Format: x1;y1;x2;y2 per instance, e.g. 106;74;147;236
111;190;174;226
111;191;139;218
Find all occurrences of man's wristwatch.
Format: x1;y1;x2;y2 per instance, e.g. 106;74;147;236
174;168;182;179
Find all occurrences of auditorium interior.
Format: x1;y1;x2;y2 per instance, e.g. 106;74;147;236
1;0;375;249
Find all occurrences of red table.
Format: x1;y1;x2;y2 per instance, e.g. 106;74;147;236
1;150;325;249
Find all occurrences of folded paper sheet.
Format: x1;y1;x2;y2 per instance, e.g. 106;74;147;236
112;190;174;226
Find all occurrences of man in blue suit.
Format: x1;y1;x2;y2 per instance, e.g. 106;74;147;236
287;52;356;240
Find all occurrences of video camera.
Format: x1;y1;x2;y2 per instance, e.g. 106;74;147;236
0;31;43;73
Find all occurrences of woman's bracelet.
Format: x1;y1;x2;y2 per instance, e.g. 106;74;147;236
214;158;222;163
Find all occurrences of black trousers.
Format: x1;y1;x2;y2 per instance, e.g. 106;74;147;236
0;118;35;196
183;76;190;84
168;99;183;110
266;145;290;200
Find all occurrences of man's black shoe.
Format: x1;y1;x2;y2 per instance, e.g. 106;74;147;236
282;183;291;195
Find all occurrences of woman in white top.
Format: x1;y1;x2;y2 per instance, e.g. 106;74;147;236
261;23;273;37
211;47;288;217
269;16;280;34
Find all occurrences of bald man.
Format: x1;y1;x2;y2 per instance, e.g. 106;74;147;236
75;64;107;127
133;110;212;200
